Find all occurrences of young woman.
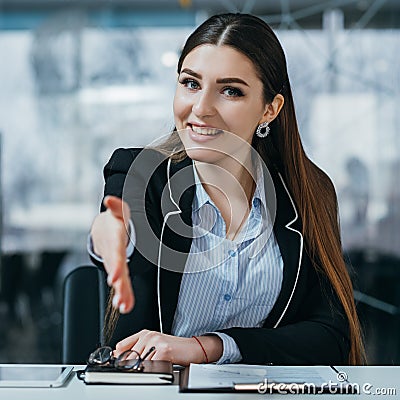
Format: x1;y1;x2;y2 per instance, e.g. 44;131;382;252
90;13;365;366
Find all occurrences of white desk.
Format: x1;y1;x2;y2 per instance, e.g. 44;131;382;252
0;366;399;399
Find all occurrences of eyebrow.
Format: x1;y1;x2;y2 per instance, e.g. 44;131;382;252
180;68;249;87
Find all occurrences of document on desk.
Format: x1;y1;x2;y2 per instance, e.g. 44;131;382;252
180;364;357;394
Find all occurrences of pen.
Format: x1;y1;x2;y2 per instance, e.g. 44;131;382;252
234;383;264;391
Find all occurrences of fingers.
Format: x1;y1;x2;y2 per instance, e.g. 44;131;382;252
115;330;157;358
91;195;134;313
141;346;156;361
111;272;135;313
124;346;156;361
102;234;134;313
115;331;176;363
101;232;128;284
115;331;142;356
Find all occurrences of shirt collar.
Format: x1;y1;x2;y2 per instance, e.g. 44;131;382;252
192;164;211;213
192;159;267;214
252;159;267;215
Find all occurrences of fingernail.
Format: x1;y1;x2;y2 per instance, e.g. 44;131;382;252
107;275;113;286
112;294;120;308
119;303;127;313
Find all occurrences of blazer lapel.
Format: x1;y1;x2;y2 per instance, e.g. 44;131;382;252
158;156;195;333
264;168;304;328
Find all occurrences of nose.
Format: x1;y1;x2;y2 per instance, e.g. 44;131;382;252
192;89;216;118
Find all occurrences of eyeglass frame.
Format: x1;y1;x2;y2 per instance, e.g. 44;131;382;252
87;345;155;372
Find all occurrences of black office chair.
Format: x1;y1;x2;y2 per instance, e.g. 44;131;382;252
62;265;109;364
346;250;400;364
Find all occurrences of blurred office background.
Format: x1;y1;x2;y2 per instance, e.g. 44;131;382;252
0;0;399;364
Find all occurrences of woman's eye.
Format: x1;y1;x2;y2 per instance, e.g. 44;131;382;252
180;78;200;90
223;87;244;97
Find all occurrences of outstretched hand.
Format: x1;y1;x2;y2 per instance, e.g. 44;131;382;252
90;195;135;313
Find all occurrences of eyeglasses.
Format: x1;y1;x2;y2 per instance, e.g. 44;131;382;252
88;346;155;372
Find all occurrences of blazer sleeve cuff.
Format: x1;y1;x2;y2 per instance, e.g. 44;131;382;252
206;332;243;364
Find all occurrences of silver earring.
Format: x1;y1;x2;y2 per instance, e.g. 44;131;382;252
256;121;270;138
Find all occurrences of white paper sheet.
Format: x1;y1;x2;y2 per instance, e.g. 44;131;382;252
187;364;333;389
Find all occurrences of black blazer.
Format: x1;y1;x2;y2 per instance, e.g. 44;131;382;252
95;147;350;365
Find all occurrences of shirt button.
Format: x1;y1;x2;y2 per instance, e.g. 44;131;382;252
228;250;236;257
224;294;231;301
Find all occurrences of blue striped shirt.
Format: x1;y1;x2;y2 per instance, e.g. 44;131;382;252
171;162;284;364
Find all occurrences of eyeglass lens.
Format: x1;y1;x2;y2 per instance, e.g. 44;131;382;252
115;349;142;370
88;346;113;365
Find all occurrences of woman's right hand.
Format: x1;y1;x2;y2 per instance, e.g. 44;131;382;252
90;195;135;314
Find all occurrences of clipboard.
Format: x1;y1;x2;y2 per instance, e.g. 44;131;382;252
179;363;358;394
179;366;237;393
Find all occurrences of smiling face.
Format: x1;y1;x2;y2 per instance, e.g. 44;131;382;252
173;44;269;164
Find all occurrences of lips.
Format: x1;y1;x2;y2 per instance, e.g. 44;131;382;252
188;123;224;136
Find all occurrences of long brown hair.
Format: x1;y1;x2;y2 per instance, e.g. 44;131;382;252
159;13;366;364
